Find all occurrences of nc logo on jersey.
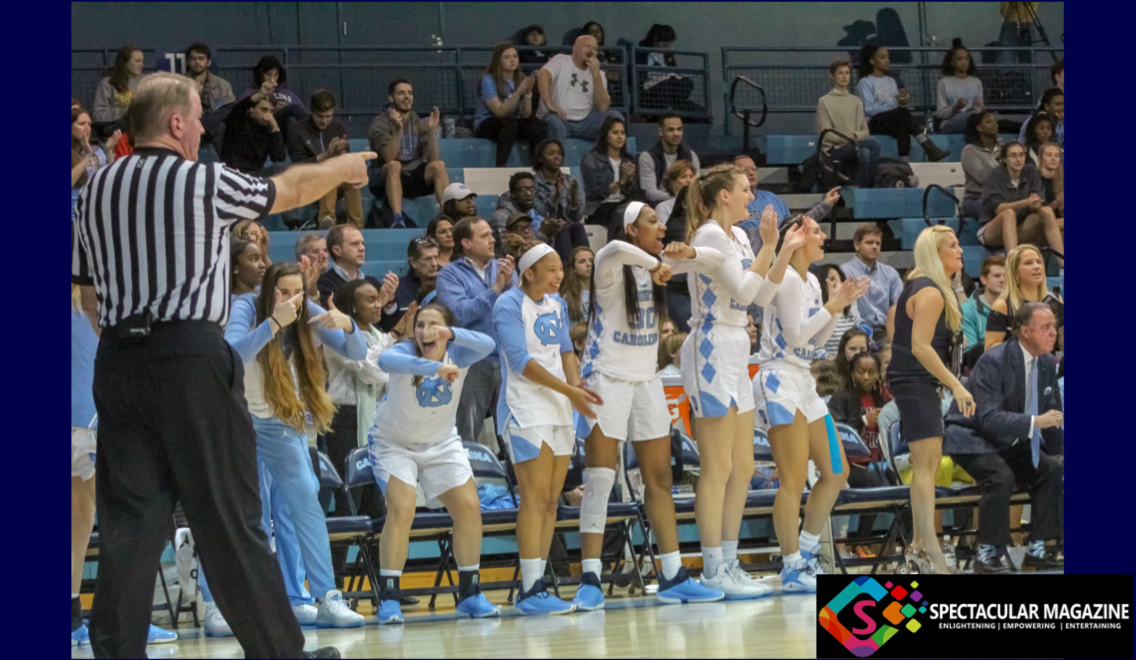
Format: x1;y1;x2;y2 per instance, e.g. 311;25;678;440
416;377;453;408
533;312;563;346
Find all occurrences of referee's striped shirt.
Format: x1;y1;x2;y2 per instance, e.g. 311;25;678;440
71;146;277;328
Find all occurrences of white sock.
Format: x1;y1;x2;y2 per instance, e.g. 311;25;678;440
581;558;603;580
72;593;79;599
458;564;479;573
783;551;803;566
702;546;724;576
721;540;739;564
380;569;403;577
660;551;682;581
521;558;542;592
799;530;820;555
915;133;930;145
540;559;547;577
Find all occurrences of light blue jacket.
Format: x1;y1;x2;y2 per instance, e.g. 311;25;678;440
436;258;517;362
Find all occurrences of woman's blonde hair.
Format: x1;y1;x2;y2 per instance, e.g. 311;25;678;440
906;225;962;332
684;163;745;242
254;262;337;433
997;244;1050;313
658;331;687;371
72;284;82;312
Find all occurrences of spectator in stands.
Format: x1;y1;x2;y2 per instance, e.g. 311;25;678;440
746;313;759;355
935;39;984;134
370;78;450;228
442;183;478;223
72;108;120;218
1051;59;1064;91
503;212;535;244
841;224;903;341
185;42;234;114
518;24;550;64
833;326;872;388
811;359;839;403
960;255;1005;352
560;245;594;324
582;21;624;101
654;160;697;224
435;217;518;445
1037;142;1064;221
532;138;586;225
979;142;1063;261
1018;88;1064;148
240;55;309;141
230;238;266;297
233;218;271;268
286;89;363;229
495;171;589;263
382;236;441;332
427;215;456;267
582;116;641;231
856;44;949;162
984;245;1064;352
659;331;686;377
1025;112;1056;165
317;224;399;317
537;35;623;142
636;24;696;112
813;264;863;360
570;320;589;356
661;185;693;332
93;45;144;132
944;303;1064;573
733;154;839;252
639;113;701;204
295;233;329;299
816;60;881;189
220;84;286;175
960;110;1001;219
476;43;543;167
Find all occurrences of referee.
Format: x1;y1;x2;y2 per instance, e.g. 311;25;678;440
71;73;375;659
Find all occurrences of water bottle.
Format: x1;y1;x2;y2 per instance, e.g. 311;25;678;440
941;536;957;571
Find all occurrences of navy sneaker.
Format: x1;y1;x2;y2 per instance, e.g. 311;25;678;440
657;566;726;604
391;213;406;228
572;572;605;611
514;579;576;616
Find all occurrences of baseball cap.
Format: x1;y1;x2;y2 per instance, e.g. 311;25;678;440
505;212;534;230
441;183;477;204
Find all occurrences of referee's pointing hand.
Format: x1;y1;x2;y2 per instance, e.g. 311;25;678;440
341;151;378;188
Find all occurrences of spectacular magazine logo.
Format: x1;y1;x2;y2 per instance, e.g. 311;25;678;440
818;576;928;657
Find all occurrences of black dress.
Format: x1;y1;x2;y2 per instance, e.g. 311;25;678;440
887;277;959;442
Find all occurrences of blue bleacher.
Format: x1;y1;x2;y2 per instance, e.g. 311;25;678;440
267;228;424;265
845;188;957;219
764;133;1019;165
889;218;981;250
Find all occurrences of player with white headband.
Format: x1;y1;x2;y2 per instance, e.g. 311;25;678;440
572;201;728;610
493;239;603;615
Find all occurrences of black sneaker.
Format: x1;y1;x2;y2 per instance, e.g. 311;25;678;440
301;647;342;659
973;554;1010;574
1023;548;1064;570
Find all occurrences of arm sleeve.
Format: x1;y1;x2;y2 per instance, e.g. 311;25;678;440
286;126;314;164
377;340;442;376
888;269;904;306
581;154;612;202
92;80;115;123
593;241;659;289
986;308;1010;335
639;153;668;203
268;129;287;163
1026;167;1045;198
368;113;392;157
212;165;277;225
351;337;391;386
695;225;766;304
961;145;995;187
972;359;1033;446
770;274;833;346
568;174;586;223
817;98;834;143
805;201;833;221
448;328;497;368
982;171;1010;217
856;80;880;118
854;98;870;140
479;75;497;105
828;391;863;432
934;79;953;120
436;266;501;328
217;78;236;106
960;303;979;350
223;296;275;363
307;301;368;360
493;294;533;374
664;246;726;276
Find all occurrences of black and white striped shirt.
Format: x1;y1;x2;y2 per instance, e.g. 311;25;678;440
71;147;276;328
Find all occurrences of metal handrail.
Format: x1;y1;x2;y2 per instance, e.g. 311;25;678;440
922;184;964;234
729;76;768;128
816;128;855;183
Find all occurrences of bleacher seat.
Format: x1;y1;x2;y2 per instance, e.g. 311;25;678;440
267;228;424;264
475;194;500;220
765;135;817;166
847;188;957;219
361;260;410;279
892;218;981;249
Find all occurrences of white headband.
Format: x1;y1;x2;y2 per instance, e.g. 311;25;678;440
518;243;557;273
622;202;647;229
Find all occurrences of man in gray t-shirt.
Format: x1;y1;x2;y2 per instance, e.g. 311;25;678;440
537;36;624;143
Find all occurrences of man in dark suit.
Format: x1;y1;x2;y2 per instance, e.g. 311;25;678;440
944;302;1064;574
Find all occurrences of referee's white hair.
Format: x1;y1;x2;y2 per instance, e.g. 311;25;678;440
127;72;195;144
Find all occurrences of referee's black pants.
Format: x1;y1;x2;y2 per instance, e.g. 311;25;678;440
89;321;305;659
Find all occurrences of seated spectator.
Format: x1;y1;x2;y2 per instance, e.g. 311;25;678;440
229;237;266;297
442;183;477;221
537;35;623;142
581;116;641;231
960;255;1005;356
979;142;1063;261
636;24;696;112
494;172;589;262
532;138;586;224
185;42;235;148
984;245;1064;352
476;43;543;167
841;224;902;341
220;85;286;175
559;245;594;324
72;107;120;219
812;264;863;360
379;235;441;333
934;39;984;134
833;326;872;389
660;319;676;344
1025;112;1057;165
734;154;838;252
1018;88;1064;148
1051;59;1064;91
233;218;271;267
369;78;450;227
570;320;589;356
653;161;696;224
1037;142;1064;222
810;359;839;404
658;331;687;377
517;24;551;65
960;110;1001;219
502;212;535;244
746;313;759;355
638;112;701;205
317;224;399;317
856;44;948;162
294;232;330;299
582;21;623;101
817;60;881;188
287;89;363;229
427;214;456;267
944;303;1064;573
93;45;144;135
239;55;309;141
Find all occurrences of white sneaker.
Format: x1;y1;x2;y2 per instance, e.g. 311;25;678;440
700;562;769;600
203;602;233;638
725;560;774;597
292;603;318;626
315;590;365;628
801;545;827;576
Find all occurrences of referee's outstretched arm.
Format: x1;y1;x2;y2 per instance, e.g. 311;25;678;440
269;149;376;214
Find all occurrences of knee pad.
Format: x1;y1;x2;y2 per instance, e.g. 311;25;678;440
579;467;616;535
823;415;844;475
